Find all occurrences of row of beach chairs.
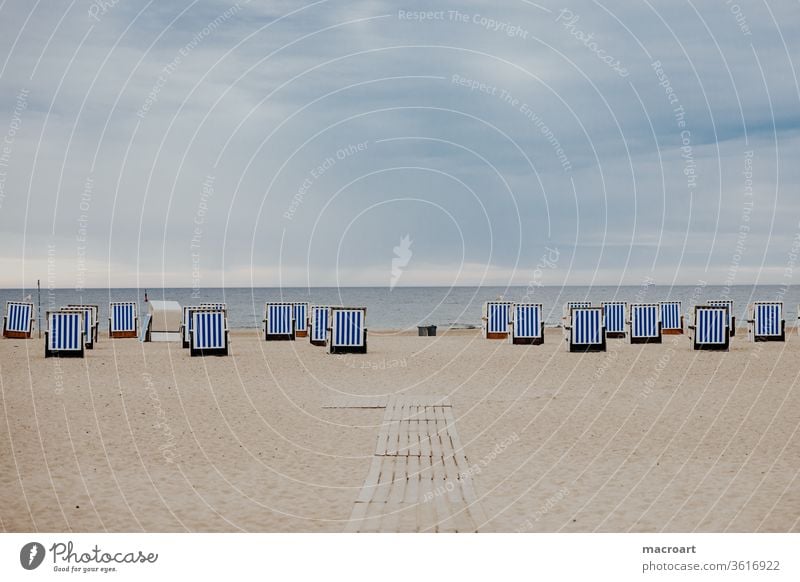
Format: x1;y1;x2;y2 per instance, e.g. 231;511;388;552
482;300;787;352
179;302;368;357
2;297;789;357
260;302;367;354
2;300;139;357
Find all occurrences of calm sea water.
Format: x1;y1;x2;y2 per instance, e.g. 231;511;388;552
1;286;797;331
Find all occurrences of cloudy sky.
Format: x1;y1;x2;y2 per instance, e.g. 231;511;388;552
0;0;798;288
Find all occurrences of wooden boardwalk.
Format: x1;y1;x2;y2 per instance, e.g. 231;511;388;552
344;397;487;532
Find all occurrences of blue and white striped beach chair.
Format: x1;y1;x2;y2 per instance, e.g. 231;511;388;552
690;305;730;351
510;303;544;345
482;301;512;339
629;303;661;344
264;302;295;341
190;309;229;356
564;306;606;352
45;310;84;358
293;302;309;338
309;305;330;346
660;301;684;334
3;301;34;338
62;305;98;349
708;300;735;337
329;307;367;354
748;301;784;342
602;302;627;338
109;302;138;338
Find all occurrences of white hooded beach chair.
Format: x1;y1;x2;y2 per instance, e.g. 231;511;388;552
293;302;309;338
708;300;735;337
109;302;138;338
660;301;684;334
329;307;367;354
689;305;730;351
748;301;784;342
628;303;661;344
510;303;544;345
564;306;606;352
602;302;626;338
65;305;98;348
190;309;229;356
309;305;330;346
3;301;34;338
45;310;84;358
263;302;295;341
482;301;512;339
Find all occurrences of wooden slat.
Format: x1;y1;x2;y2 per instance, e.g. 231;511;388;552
345;397;485;533
404;454;420;503
356;456;382;503
344;501;369;533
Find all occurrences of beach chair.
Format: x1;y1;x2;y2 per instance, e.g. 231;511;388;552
293;302;309;338
263;302;295;341
65;304;99;348
660;301;684;334
708;300;735;336
564;306;606;352
628;303;661;344
3;301;34;338
688;305;730;351
309;305;330;346
602;301;627;338
45;310;84;358
181;305;220;348
109;302;138;338
329;307;367;354
190;309;229;356
482;301;512;339
510;303;544;345
748;301;784;342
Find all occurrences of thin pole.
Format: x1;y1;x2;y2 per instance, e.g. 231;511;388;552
37;279;41;338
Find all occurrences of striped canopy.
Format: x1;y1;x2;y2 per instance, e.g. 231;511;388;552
695;307;727;344
753;302;782;336
310;306;330;342
192;311;226;350
630;304;659;338
571;307;603;345
331;308;365;347
485;302;511;334
48;311;83;351
5;301;33;333
110;302;137;332
660;302;682;330
602;302;626;333
293;303;309;332
512;303;542;338
265;303;294;335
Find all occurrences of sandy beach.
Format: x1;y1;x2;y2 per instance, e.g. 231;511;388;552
1;328;798;533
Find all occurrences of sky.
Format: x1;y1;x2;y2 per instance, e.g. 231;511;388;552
0;0;798;289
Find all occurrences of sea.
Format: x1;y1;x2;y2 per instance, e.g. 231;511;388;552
1;285;797;331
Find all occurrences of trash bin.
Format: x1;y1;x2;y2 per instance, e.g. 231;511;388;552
418;324;437;336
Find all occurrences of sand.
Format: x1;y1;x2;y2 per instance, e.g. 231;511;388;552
1;328;798;532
